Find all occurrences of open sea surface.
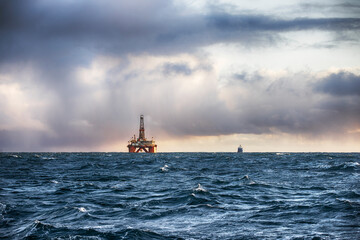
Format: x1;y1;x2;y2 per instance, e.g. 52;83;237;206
1;152;359;239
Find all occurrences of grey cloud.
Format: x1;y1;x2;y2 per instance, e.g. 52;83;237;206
1;0;360;67
207;14;360;32
233;71;264;83
300;2;360;15
1;67;360;151
315;71;360;96
0;129;91;152
134;70;359;139
163;62;193;76
206;70;359;137
1;0;360;151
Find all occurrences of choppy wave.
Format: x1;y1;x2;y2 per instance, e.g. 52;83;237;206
1;152;359;239
20;220;181;240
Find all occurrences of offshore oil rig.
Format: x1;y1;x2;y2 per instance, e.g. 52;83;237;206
127;115;157;153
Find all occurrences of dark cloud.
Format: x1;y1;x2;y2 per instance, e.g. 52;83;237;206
315;71;360;96
204;70;359;137
1;0;360;66
207;14;360;32
300;2;360;15
133;70;358;139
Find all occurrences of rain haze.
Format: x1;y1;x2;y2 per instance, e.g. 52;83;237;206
0;0;359;152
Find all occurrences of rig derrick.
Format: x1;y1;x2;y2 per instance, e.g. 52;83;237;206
127;115;157;153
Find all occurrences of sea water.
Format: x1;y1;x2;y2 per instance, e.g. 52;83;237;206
1;152;359;239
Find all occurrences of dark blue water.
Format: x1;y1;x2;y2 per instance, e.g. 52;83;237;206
1;152;359;239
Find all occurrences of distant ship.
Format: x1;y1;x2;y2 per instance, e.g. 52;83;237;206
237;145;243;153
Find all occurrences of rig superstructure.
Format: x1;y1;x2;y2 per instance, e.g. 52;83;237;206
127;115;157;153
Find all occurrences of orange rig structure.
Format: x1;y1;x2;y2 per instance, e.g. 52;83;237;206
127;115;157;153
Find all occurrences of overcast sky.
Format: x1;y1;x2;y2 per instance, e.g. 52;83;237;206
0;0;359;152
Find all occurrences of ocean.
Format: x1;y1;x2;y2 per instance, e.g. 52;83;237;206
1;152;359;239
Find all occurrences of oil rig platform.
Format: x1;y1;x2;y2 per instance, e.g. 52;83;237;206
127;115;157;153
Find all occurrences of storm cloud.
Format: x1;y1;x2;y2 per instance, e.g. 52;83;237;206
315;71;360;96
0;0;359;151
1;0;360;63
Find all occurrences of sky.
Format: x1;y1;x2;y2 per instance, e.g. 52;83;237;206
0;0;359;152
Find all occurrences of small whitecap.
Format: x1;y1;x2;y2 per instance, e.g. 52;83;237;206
336;198;355;205
50;180;59;184
0;202;6;213
240;175;256;185
111;183;122;189
241;175;249;180
91;224;115;229
194;183;207;192
78;207;87;212
160;164;169;172
276;152;289;156
347;162;360;167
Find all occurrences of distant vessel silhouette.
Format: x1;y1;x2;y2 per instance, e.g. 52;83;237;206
237;145;243;153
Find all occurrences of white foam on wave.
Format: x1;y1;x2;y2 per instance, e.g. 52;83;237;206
240;175;256;184
77;207;87;212
160;164;169;172
50;180;59;184
86;224;115;229
336;198;359;205
0;202;6;213
194;183;207;192
111;183;122;189
347;162;360;167
241;175;249;180
276;153;290;156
